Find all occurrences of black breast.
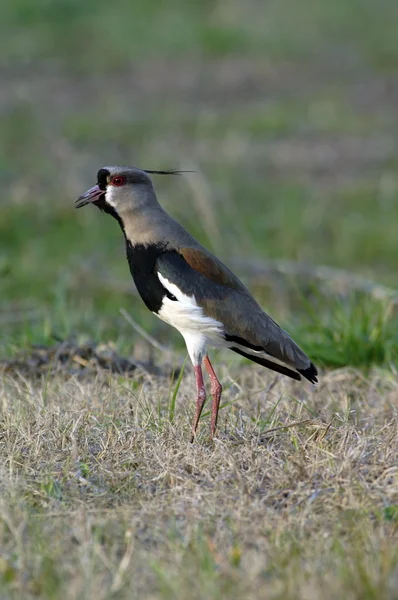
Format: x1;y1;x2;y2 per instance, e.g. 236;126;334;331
125;241;176;313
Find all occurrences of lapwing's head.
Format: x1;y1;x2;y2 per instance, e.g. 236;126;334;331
75;166;158;217
76;166;185;220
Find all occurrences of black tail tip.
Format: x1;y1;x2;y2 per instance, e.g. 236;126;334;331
297;362;318;385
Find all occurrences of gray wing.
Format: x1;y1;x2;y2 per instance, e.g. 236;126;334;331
156;248;318;383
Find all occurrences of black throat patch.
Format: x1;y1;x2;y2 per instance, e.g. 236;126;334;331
93;168;125;224
124;242;177;313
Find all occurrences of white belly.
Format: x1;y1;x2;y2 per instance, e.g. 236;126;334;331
156;273;225;365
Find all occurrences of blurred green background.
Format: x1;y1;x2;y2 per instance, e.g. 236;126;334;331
1;0;398;365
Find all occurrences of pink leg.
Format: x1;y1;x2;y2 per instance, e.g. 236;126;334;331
203;355;223;438
190;364;207;442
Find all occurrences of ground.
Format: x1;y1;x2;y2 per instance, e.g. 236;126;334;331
0;365;397;599
0;0;398;598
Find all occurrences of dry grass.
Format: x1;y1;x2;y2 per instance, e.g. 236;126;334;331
0;363;397;599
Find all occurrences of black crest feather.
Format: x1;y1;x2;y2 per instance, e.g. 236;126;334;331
143;169;194;176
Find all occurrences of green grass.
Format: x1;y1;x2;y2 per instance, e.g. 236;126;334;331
2;193;398;368
290;294;398;368
0;0;397;369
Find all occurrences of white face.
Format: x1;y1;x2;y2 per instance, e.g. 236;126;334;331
76;167;157;214
103;170;158;215
104;183;119;209
103;172;133;210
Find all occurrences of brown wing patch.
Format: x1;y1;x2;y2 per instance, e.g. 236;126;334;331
179;247;241;290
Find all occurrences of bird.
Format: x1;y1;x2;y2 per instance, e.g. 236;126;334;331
76;166;318;441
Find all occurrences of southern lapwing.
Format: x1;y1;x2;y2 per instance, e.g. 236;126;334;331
76;166;318;440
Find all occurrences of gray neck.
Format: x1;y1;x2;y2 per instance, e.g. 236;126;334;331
119;203;171;246
118;203;201;251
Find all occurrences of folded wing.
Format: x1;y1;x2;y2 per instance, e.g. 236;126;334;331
156;246;318;384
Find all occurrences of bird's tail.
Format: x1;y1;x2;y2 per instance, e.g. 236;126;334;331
225;328;318;384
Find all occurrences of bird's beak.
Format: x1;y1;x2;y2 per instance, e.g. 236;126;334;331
75;184;104;208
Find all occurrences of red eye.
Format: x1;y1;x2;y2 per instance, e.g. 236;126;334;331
112;175;126;187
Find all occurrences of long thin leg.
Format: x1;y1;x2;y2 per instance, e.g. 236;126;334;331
190;364;207;442
203;355;223;438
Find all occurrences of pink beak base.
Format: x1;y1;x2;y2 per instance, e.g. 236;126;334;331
75;184;104;208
